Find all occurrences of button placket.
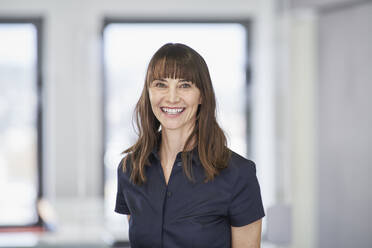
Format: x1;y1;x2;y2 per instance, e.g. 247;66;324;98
165;161;179;198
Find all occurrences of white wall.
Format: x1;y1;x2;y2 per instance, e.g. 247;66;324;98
274;7;318;248
280;0;372;247
318;2;372;247
290;0;367;8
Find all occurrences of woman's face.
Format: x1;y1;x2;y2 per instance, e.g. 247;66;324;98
149;77;201;133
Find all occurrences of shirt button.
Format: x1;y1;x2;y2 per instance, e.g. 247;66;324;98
176;162;182;167
167;191;172;197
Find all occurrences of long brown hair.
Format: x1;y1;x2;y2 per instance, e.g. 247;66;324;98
121;43;231;185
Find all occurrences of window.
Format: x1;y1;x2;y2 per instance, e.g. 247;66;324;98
102;20;250;235
0;19;43;229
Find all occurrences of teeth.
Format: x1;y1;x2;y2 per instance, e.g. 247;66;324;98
161;107;184;114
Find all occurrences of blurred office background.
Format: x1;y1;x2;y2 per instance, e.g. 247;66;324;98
0;0;371;247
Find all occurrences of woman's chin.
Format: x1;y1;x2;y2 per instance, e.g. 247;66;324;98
160;124;183;131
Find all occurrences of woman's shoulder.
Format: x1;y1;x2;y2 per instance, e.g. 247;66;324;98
117;153;134;177
225;148;257;174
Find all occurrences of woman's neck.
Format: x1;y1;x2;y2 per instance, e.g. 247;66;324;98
159;127;196;163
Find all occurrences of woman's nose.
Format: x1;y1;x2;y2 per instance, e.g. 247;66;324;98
166;88;180;103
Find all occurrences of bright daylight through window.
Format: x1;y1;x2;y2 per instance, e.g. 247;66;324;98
0;23;39;226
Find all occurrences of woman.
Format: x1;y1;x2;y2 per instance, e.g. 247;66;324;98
115;43;265;248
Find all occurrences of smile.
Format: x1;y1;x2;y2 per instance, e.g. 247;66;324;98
161;107;185;115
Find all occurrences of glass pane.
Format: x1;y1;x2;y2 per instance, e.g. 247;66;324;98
0;24;38;226
103;23;247;234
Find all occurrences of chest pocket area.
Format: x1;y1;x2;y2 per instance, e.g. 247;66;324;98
175;183;229;233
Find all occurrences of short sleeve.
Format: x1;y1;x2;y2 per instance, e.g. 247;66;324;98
228;160;265;227
114;158;130;215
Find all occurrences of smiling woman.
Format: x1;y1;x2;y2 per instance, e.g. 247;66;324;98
115;43;265;248
103;24;251;230
149;77;201;133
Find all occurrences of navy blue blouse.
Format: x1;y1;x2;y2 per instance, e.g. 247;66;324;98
115;144;265;248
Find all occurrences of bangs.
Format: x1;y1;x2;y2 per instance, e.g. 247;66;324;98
147;55;198;86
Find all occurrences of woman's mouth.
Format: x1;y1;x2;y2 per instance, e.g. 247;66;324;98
160;107;185;117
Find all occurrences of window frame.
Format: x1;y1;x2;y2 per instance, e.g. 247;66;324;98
0;17;44;231
100;18;253;196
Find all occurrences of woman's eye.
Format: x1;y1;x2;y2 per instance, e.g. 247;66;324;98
180;83;191;88
155;82;166;88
